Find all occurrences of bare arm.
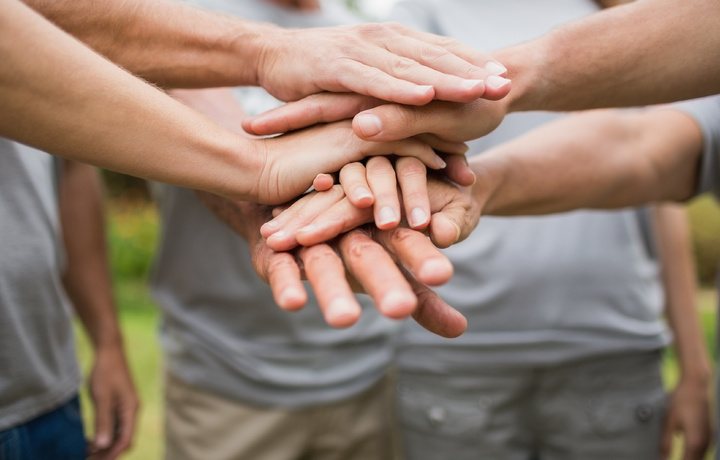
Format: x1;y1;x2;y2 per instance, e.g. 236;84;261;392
23;0;509;104
473;108;704;216
59;160;139;460
500;0;720;112
652;204;711;460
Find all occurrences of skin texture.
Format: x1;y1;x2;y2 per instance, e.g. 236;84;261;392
23;0;511;103
244;0;720;144
59;161;139;460
171;87;466;337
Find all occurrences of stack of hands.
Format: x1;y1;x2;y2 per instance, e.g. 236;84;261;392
214;68;514;339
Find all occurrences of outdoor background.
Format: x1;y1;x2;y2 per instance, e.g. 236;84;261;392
73;2;720;459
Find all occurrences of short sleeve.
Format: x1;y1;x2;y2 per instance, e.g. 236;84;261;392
671;96;720;199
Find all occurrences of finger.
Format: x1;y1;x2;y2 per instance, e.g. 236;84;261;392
92;388;113;452
391;25;510;79
265;251;307;311
100;397;138;460
296;198;374;247
395;157;430;229
406;274;467;338
441;153;476;187
363;134;447;171
265;186;346;250
347;45;488;103
300;244;362;327
331;61;436;106
659;413;675;460
338;229;416;320
312;173;335;192
380;24;512;100
683;424;710;460
415;133;469;156
428;212;463;249
339;162;374;208
376;226;453;286
242;93;383;136
353;104;437;141
366;157;400;230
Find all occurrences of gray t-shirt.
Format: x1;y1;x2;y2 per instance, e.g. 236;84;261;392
150;0;398;409
391;0;669;372
0;139;80;430
672;96;720;199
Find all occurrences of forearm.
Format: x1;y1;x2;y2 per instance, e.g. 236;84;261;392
653;204;711;382
472;109;702;215
60;161;123;350
24;0;267;88
499;0;720;112
1;0;259;200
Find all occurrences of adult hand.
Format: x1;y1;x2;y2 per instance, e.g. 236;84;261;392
238;202;466;337
263;171;480;251
255;120;468;204
87;345;139;460
243;92;509;144
660;377;711;460
257;23;511;104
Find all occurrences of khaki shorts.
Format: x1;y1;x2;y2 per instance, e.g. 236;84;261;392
397;352;667;460
164;371;400;460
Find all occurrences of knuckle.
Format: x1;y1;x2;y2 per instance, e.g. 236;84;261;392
397;157;427;177
302;248;338;266
389;57;417;75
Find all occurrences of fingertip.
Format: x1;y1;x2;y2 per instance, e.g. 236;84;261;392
354;113;383;139
277;287;307;311
376;206;400;229
417;258;454;286
94;433;111;450
325;298;362;328
429;214;461;248
260;220;280;238
380;290;417;319
483;76;512;100
350;187;374;208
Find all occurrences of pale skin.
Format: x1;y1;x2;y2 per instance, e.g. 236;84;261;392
244;0;720;143
59;160;139;460
1;0;510;204
170;87;467;337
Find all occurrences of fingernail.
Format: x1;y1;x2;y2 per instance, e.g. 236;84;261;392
381;290;416;318
377;206;397;227
418;258;453;284
355;114;383;137
415;85;434;96
355;187;373;202
95;434;111;448
270;229;286;240
264;220;279;230
461;79;484;90
486;75;511;91
409;208;428;228
435;155;447;169
484;61;507;76
327;298;361;327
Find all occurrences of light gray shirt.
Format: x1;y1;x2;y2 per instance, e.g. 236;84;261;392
150;0;399;409
0;139;80;430
391;0;669;372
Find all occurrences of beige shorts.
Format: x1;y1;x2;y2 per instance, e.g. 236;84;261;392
164;371;400;460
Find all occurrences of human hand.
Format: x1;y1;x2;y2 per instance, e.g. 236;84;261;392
660;376;711;460
243;92;509;145
87;345;139;460
263;169;480;251
255;120;466;204
242;204;466;337
256;22;511;104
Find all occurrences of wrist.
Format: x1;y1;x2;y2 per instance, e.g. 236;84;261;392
229;20;283;89
495;35;553;114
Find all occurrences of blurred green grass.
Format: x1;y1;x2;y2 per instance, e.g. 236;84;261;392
73;196;720;459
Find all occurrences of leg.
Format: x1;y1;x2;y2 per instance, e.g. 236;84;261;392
308;372;400;460
164;372;309;460
536;352;667;460
396;369;535;460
